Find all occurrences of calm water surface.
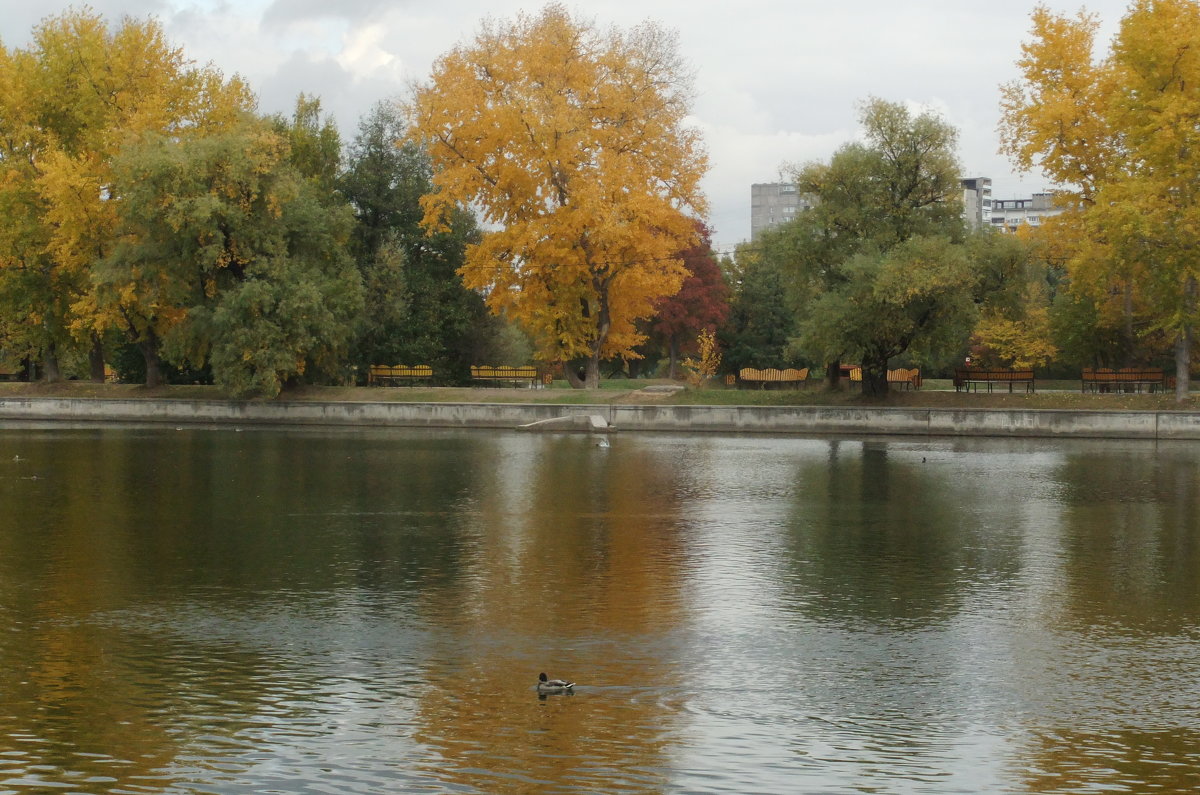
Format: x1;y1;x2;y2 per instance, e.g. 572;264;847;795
0;424;1198;794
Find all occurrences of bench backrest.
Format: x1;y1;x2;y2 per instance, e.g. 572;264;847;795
1082;367;1163;381
371;364;433;378
886;368;921;385
471;365;537;378
955;368;1034;380
739;367;808;382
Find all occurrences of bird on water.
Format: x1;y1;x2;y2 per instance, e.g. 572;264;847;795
537;672;575;693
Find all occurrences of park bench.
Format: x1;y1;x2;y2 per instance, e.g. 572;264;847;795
887;368;922;390
369;364;433;386
470;365;540;388
954;367;1035;393
1081;367;1165;393
845;367;922;390
738;367;809;389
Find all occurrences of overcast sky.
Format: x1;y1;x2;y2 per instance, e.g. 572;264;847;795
0;0;1131;249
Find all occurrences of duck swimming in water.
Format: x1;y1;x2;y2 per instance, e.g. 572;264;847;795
537;672;575;693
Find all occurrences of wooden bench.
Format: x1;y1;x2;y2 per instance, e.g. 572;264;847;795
844;367;922;390
954;368;1035;393
887;368;922;390
738;367;809;389
1081;367;1165;393
369;364;433;386
471;365;540;388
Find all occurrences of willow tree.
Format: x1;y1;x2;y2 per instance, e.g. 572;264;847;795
782;99;980;396
407;4;708;387
1001;0;1200;400
0;9;253;384
97;120;363;397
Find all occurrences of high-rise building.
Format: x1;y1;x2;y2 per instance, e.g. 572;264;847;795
751;177;1000;239
750;182;811;241
989;192;1062;232
960;177;992;228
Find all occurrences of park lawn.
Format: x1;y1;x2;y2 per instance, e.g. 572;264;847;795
0;378;1197;411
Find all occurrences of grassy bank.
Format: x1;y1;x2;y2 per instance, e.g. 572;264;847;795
2;378;1197;411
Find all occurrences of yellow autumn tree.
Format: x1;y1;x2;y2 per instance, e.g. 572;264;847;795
1000;0;1200;400
0;9;253;382
407;4;708;388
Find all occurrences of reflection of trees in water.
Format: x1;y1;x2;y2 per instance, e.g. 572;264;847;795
782;440;1024;628
0;428;495;790
412;435;689;794
1014;728;1200;793
1051;446;1200;634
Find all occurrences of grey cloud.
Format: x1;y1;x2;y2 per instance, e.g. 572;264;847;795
261;0;400;29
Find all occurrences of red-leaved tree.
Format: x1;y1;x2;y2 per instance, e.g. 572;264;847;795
651;224;731;379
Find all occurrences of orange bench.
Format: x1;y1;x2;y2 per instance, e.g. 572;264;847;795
369;364;433;386
738;367;809;389
471;365;540;388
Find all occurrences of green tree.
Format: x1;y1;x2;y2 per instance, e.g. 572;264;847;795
720;241;803;374
100;119;363;396
782;98;979;395
272;94;342;191
0;9;252;383
339;101;494;383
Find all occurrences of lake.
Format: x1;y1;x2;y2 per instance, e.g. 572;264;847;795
1;424;1198;793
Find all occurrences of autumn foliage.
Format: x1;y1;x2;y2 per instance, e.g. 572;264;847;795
1000;0;1200;398
407;4;708;387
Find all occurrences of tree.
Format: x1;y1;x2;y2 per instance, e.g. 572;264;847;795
782;99;979;395
720;242;803;375
650;223;730;379
1000;0;1200;400
99;120;363;397
967;229;1058;369
339;101;495;383
272;94;342;192
0;10;252;383
407;4;708;388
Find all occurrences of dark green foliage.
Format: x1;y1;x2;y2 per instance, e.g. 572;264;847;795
774;98;985;395
720;249;804;373
104;117;364;397
339;101;495;383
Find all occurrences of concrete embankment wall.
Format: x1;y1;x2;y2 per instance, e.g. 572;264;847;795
2;396;1200;439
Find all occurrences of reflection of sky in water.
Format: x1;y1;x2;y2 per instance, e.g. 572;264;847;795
0;428;1198;793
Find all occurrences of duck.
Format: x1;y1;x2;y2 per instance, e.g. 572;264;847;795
537;672;575;693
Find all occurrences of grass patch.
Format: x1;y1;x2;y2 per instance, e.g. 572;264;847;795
0;378;1196;411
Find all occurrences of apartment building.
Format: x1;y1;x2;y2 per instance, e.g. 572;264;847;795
750;182;811;241
751;177;1060;239
989;192;1062;232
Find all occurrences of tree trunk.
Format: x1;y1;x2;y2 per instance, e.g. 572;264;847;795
861;355;889;397
583;353;601;389
1123;280;1135;357
139;332;164;388
1177;275;1195;402
563;357;586;389
667;336;680;380
42;341;61;383
89;333;106;383
825;360;841;390
1176;327;1191;402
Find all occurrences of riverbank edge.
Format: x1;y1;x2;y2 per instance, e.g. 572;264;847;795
2;395;1200;439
